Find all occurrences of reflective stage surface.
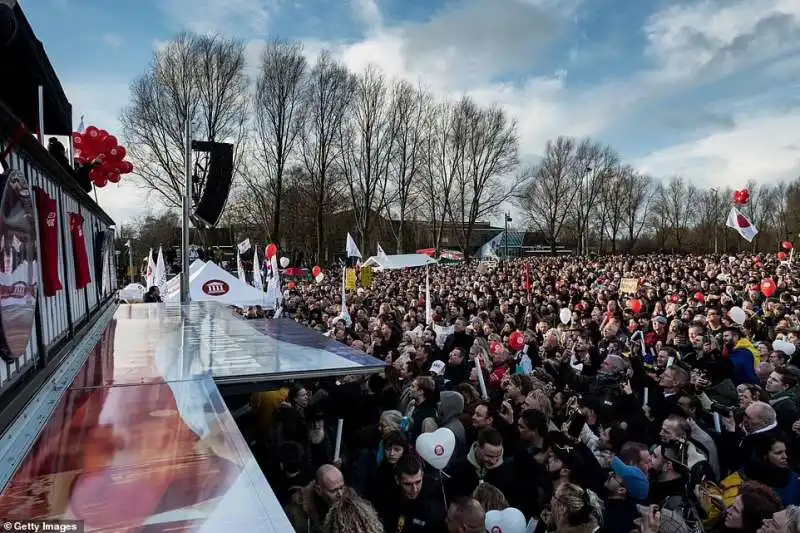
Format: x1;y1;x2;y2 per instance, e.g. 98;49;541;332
0;303;386;532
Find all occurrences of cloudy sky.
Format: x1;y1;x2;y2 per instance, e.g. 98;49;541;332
23;0;800;225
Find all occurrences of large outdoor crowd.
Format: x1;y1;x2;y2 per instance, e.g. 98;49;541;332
246;254;800;533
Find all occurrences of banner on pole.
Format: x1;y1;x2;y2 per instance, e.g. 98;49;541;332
345;268;357;290
360;266;373;287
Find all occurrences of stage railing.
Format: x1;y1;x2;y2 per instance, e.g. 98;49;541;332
0;101;117;430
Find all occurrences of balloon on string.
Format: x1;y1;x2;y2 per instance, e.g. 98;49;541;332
761;278;777;298
485;508;527;533
108;145;127;160
782;241;794;251
120;161;134;174
287;281;296;290
108;171;121;183
415;428;455;470
312;265;322;277
773;339;796;356
279;257;290;268
314;273;325;283
728;306;746;325
559;308;571;325
694;292;704;303
630;299;642;314
94;175;108;188
671;294;680;303
265;243;278;260
778;251;788;261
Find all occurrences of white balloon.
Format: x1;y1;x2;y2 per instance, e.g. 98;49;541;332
315;273;325;283
279;256;290;268
486;508;527;533
728;306;746;325
773;339;796;356
559;308;571;325
415;427;455;470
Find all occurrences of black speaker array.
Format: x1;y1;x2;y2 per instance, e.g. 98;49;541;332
191;141;233;228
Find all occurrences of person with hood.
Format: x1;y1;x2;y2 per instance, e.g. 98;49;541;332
446;428;515;507
438;391;467;459
765;368;800;433
722;327;759;385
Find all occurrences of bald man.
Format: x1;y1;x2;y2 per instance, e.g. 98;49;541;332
285;464;346;533
446;497;485;533
733;401;782;472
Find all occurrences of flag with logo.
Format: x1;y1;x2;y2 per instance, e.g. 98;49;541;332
252;245;263;291
155;247;167;292
726;207;758;242
145;249;156;288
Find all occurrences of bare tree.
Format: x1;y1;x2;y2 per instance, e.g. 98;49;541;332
664;176;697;251
569;138;619;255
600;166;629;253
382;80;430;253
449;99;521;256
622;172;654;250
121;33;250;214
419;99;468;251
250;40;307;241
338;65;398;254
515;136;580;253
298;50;354;262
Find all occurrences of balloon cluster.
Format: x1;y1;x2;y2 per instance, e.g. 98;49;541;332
733;188;750;205
264;242;326;283
72;126;134;188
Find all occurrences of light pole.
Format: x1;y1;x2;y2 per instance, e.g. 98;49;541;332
583;166;592;256
504;213;512;259
710;187;719;254
180;105;191;304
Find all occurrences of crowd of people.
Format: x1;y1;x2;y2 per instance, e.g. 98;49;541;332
244;254;800;533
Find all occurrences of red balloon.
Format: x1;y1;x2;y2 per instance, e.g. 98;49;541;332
671;294;680;303
312;265;321;277
778;251;788;261
108;171;121;183
508;331;524;351
94;176;108;188
782;241;793;251
84;126;100;139
120;161;134;174
630;299;642;314
72;132;84;147
88;167;103;181
265;243;278;260
287;282;296;290
103;135;118;151
761;278;777;298
694;292;704;302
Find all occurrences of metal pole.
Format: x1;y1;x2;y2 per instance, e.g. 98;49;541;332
180;107;191;304
37;86;45;145
128;245;134;284
504;214;508;260
714;225;718;255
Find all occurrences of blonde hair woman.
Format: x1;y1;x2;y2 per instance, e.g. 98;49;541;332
472;482;509;512
324;488;384;533
548;482;604;533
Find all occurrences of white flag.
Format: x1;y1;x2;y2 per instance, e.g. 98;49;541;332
377;243;387;259
339;265;352;327
726;207;758;242
124;239;131;248
425;266;432;325
237;238;251;254
346;232;362;259
155;247;167;292
145;249;156;288
237;251;247;285
252;245;263;291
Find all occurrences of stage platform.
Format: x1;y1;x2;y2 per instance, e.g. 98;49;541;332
0;302;386;532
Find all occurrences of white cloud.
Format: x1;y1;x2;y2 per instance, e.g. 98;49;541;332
101;33;121;48
157;0;275;36
634;109;800;189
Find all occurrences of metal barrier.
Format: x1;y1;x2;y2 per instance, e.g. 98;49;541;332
0;102;117;419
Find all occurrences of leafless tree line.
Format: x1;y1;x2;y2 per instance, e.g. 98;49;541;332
120;33;798;261
121;35;521;261
518;137;800;254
